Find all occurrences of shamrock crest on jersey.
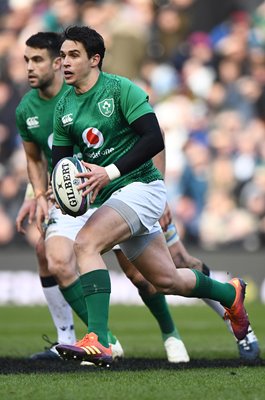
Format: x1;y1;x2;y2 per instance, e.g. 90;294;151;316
98;98;114;117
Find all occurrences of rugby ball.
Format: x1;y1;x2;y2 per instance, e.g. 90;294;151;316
51;157;90;217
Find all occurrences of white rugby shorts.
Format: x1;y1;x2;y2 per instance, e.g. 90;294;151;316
45;205;96;241
46;180;167;260
105;180;166;235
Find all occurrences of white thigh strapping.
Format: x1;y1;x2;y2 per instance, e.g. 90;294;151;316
105;180;167;260
105;180;167;234
113;221;180;251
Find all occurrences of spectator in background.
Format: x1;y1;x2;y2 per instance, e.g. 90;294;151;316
199;189;258;250
43;0;81;32
4;45;29;98
181;57;216;99
233;127;260;193
171;31;215;73
150;4;189;62
154;93;193;202
249;46;265;123
0;146;28;245
0;80;21;163
0;163;14;245
209;156;236;194
96;0;153;80
175;133;210;243
209;110;242;157
217;57;262;122
239;165;265;247
252;1;265;45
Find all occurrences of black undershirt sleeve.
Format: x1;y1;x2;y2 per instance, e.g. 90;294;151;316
52;145;73;171
115;112;165;175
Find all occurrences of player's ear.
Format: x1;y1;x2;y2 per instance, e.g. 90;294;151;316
90;54;100;67
53;56;62;71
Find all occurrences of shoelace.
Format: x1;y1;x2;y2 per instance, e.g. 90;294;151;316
42;334;58;350
75;334;95;347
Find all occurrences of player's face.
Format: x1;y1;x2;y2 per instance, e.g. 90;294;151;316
24;46;56;89
60;40;98;91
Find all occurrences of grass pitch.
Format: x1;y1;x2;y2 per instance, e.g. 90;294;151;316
0;302;264;400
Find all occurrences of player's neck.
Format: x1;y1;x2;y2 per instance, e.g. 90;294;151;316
38;75;64;100
74;69;100;95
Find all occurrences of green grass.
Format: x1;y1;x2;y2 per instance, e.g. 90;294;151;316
0;302;264;400
1;368;263;400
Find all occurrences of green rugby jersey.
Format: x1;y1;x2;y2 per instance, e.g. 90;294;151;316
53;72;163;207
16;82;81;173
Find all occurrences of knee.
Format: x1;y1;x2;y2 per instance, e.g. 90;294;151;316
46;249;75;278
45;253;62;276
74;234;89;257
74;230;102;257
151;273;178;295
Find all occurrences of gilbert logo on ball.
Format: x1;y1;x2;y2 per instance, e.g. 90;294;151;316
51;157;90;217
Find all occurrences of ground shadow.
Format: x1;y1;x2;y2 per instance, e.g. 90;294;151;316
0;357;264;374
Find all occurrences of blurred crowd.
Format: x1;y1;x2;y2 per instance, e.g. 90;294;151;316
0;0;265;251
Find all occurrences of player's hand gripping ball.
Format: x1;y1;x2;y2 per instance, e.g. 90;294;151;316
51;157;90;217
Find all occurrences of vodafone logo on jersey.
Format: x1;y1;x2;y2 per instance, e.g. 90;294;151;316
82;127;104;149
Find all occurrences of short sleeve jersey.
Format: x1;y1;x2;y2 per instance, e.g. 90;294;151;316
53;72;162;207
16;82;81;173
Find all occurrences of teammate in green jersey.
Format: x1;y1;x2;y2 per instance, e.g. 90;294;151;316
50;26;254;367
15;32;77;358
15;31;125;360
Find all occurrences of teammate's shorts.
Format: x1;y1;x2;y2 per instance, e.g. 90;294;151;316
45;205;96;241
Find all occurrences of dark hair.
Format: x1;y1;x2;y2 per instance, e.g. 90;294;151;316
26;32;63;59
63;26;105;70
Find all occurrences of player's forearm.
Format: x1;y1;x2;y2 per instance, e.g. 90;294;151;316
27;158;48;198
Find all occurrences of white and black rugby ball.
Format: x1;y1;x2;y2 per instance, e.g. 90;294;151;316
51;157;90;217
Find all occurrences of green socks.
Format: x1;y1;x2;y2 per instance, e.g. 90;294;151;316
60;278;88;325
61;269;235;349
189;270;236;308
61;274;116;347
140;292;181;341
80;270;111;347
107;330;118;345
